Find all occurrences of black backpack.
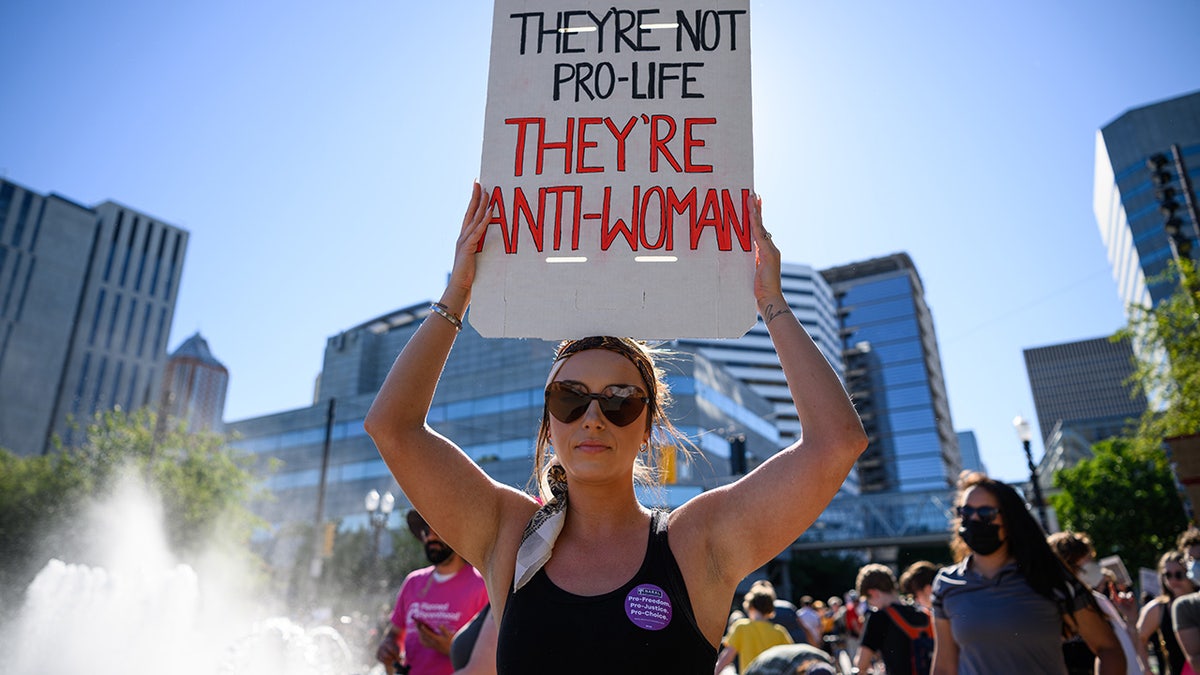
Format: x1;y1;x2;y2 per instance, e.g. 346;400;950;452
883;604;934;674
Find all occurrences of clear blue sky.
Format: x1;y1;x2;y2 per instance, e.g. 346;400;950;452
2;1;1198;484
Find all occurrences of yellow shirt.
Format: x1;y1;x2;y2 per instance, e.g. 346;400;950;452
725;618;794;671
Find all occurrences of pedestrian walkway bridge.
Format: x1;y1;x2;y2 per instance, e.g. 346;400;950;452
790;488;958;551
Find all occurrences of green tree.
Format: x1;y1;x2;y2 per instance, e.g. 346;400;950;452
0;449;89;608
1050;437;1187;572
1116;258;1200;452
0;408;265;609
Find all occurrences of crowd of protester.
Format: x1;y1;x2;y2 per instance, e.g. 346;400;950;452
707;472;1200;675
374;472;1200;675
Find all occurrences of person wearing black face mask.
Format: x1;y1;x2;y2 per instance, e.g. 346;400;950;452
929;472;1125;675
376;509;489;675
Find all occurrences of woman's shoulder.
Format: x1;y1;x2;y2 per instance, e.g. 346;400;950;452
1144;595;1170;612
931;560;969;587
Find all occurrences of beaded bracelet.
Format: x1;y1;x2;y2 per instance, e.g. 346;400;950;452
429;302;463;331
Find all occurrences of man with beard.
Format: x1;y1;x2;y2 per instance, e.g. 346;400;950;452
377;509;489;675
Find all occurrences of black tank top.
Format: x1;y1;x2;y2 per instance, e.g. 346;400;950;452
496;510;718;674
1158;596;1187;675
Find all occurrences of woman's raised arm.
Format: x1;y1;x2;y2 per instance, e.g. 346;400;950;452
365;182;534;572
676;194;868;584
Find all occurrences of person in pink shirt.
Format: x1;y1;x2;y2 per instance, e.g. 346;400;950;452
377;510;489;675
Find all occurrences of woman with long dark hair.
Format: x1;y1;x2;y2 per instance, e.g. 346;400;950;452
1138;551;1196;674
930;472;1124;674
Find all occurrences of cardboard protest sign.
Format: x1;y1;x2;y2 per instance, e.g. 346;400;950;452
473;1;756;339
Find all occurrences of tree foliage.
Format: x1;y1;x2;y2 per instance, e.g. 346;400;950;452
0;408;264;608
1050;437;1187;573
1116;258;1200;452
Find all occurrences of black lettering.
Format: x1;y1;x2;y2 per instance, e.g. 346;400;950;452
613;9;638;52
560;10;589;53
510;12;545;55
635;9;661;51
681;62;703;98
587;8;616;53
674;9;746;52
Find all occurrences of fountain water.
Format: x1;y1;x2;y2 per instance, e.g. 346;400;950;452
0;471;376;675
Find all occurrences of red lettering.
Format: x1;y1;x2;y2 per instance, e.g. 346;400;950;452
726;189;751;251
683;118;715;173
512;188;543;253
604;116;638;172
543;185;584;250
537;117;575;175
477;186;515;254
639;186;672;250
504;117;541;177
576;117;603;173
691;188;727;250
667;186;697;235
649;115;682;173
601;185;640;251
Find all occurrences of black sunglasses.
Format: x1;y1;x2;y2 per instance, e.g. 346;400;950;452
545;381;649;427
1165;570;1188;581
956;505;999;523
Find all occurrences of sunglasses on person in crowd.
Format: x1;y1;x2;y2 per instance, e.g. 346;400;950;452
545;381;649;427
956;505;999;523
1165;570;1189;581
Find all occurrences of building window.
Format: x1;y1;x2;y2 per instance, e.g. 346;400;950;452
148;230;166;296
134;224;153;292
110;360;125;406
122;299;138;353
72;352;93;416
137;303;152;357
0;182;14;238
91;356;109;412
119;217;138;286
0;248;16;317
126;364;140;411
88;289;107;346
154;307;167;354
103;212;124;282
14;256;35;321
106;295;123;350
165;233;182;299
9;191;32;247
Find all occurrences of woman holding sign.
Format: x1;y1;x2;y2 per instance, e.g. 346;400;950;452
365;183;867;672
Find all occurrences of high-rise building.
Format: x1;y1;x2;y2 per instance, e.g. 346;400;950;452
956;431;985;474
1094;90;1200;311
821;253;962;493
229;302;781;547
160;333;229;433
676;262;852;491
1022;336;1146;449
0;179;187;455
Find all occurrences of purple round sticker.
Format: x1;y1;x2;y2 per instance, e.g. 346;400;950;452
625;583;672;631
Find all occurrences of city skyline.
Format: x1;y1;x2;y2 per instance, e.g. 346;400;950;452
2;2;1199;483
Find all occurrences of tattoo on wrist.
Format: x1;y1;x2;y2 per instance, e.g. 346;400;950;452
763;302;790;325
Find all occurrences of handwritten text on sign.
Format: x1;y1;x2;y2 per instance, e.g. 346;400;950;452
473;2;755;339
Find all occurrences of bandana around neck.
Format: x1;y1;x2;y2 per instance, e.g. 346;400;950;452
513;463;569;591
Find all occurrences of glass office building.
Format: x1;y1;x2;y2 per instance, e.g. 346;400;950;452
677;262;855;493
1094;90;1200;311
1023;336;1146;448
228;301;782;558
821;253;962;494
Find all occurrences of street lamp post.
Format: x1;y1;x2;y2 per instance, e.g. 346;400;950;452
1013;416;1051;532
365;489;395;565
